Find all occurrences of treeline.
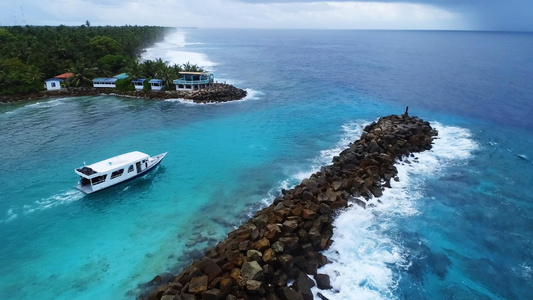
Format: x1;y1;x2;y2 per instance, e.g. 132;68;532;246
0;24;202;95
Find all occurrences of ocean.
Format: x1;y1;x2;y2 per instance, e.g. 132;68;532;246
0;29;532;299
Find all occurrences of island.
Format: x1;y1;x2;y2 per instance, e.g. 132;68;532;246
141;110;438;300
0;25;247;104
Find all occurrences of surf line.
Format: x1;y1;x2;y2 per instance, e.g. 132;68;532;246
143;109;438;300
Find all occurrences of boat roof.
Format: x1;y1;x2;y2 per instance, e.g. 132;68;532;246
86;151;149;173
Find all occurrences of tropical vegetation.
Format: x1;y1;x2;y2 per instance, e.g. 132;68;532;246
0;23;205;95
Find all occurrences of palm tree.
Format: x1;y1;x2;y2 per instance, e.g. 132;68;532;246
94;60;112;77
141;60;157;78
125;60;144;79
182;61;204;72
68;61;94;87
153;58;168;78
159;65;178;88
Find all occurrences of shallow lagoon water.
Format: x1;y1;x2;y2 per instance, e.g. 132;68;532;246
1;29;532;299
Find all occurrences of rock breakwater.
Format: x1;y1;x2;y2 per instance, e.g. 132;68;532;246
144;112;437;300
0;84;247;104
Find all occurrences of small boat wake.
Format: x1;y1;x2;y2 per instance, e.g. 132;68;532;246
0;189;85;224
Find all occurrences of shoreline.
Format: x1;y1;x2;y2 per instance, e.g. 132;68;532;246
0;83;247;104
142;111;438;300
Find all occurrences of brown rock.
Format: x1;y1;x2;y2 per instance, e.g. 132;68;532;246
217;278;232;296
246;279;263;293
263;248;277;262
265;224;282;240
247;249;263;260
197;257;222;281
241;261;263;280
254;237;271;251
301;209;317;220
202;289;221;300
181;294;195;300
189;275;208;294
282;220;298;233
278;254;294;272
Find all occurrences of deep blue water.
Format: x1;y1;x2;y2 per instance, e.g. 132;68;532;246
1;29;532;299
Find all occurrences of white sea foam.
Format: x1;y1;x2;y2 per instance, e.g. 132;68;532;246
243;89;264;101
164;88;264;106
142;30;216;69
32;189;84;211
312;122;479;299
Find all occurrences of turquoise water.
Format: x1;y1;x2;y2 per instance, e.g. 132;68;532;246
1;29;532;299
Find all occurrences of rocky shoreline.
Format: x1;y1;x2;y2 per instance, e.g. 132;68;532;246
0;83;247;104
142;110;438;300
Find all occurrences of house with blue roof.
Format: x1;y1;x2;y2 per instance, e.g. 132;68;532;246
149;79;165;91
132;79;147;90
93;73;129;88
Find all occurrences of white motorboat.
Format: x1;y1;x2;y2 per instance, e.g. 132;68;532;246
75;151;167;194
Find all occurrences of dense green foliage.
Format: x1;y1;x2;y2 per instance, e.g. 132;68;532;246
0;24;178;95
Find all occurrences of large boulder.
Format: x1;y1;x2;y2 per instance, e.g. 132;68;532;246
241;261;263;281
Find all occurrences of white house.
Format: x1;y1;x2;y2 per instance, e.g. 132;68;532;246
149;79;165;91
92;77;118;88
92;73;129;88
44;72;74;91
44;78;62;90
132;79;146;90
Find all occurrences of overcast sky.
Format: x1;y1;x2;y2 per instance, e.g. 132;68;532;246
1;0;532;31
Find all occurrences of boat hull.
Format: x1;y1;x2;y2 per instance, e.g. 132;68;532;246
75;152;167;194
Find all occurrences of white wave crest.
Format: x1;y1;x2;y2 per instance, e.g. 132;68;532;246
0;209;18;223
25;98;67;109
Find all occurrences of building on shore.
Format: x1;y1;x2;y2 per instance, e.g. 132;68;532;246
93;73;129;88
132;79;146;90
44;72;74;90
148;79;165;91
173;72;214;91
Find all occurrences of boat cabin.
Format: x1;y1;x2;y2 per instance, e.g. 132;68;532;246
75;151;153;193
173;72;214;91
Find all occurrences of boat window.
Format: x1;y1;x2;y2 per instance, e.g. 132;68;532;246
128;165;134;173
91;175;107;185
111;169;124;179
